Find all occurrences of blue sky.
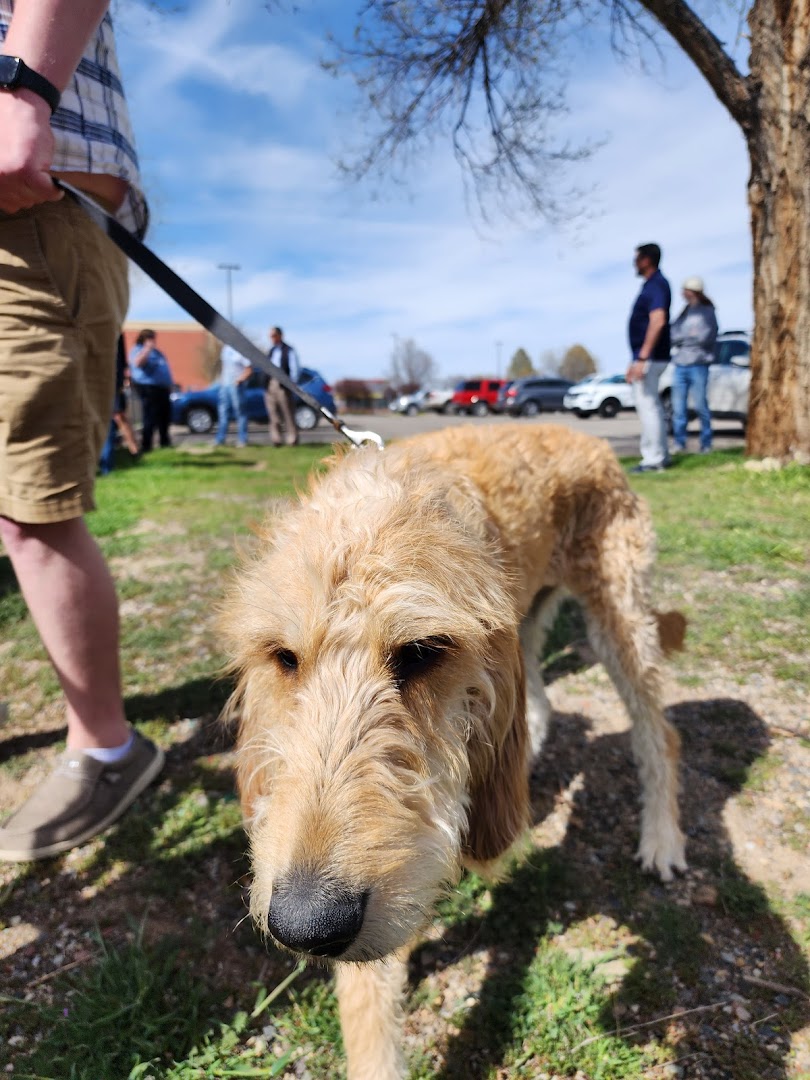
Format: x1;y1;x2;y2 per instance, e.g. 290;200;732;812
113;0;753;384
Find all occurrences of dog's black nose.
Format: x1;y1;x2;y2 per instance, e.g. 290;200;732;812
267;876;368;957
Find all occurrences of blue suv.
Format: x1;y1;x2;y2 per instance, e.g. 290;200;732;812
170;368;336;434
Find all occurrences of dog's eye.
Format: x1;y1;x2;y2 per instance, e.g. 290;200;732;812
271;647;299;672
389;637;452;684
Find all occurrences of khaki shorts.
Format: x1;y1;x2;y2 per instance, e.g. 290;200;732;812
0;196;129;524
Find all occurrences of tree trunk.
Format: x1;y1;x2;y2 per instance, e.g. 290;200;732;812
745;0;810;459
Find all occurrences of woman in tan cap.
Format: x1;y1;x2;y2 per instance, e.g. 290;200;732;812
669;276;718;454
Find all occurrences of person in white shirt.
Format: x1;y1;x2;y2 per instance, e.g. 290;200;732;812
215;344;253;447
265;325;300;447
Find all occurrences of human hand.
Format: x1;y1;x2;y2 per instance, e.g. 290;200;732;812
626;359;646;384
0;90;63;212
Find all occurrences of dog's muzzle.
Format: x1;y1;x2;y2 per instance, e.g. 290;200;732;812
266;874;369;958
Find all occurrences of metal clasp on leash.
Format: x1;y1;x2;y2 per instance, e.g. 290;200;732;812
340;427;385;450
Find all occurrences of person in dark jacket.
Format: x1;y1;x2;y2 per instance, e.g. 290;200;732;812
265;326;300;447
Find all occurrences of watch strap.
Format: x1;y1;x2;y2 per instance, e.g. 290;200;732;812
0;56;61;114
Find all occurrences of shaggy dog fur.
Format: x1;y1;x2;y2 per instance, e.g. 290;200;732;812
221;423;687;1079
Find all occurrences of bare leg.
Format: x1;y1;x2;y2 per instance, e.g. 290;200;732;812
0;515;129;749
336;952;408;1080
114;411;139;456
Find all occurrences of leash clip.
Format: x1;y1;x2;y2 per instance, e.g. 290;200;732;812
341;427;385;450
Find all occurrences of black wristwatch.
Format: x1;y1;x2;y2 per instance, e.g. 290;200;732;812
0;55;61;114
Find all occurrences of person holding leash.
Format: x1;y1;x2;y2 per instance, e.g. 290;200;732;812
0;0;164;861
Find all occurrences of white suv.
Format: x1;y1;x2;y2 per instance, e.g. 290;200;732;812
658;330;751;429
563;374;635;419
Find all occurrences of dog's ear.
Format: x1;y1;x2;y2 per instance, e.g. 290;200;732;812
462;629;530;869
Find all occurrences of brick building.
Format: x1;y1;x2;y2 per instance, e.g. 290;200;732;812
122;321;219;390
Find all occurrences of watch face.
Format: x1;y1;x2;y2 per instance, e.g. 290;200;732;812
0;55;22;88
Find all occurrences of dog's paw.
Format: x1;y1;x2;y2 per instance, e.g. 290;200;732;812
636;832;687;883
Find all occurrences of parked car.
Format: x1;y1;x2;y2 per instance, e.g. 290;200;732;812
492;380;515;413
421;387;456;413
450;378;506;416
658;330;751;429
389;389;427;416
388;386;455;415
501;376;575;417
563;373;635;419
170;367;336;434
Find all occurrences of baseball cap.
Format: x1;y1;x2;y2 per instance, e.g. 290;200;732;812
682;276;705;292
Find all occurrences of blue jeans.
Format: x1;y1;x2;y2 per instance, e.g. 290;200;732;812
672;364;711;451
98;417;117;475
216;384;248;445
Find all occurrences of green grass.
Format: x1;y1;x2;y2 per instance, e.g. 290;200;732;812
3;927;305;1080
636;450;810;688
3;922;216;1080
2;442;809;1078
717;860;772;920
490;944;656;1079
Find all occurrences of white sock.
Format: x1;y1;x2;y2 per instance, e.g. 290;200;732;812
82;732;135;764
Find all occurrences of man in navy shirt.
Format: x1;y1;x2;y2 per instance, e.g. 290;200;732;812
626;243;671;472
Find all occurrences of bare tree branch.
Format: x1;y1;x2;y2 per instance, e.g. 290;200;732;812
634;0;752;128
325;0;754;220
324;0;596;221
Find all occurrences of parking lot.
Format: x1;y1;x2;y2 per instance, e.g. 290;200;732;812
172;406;748;456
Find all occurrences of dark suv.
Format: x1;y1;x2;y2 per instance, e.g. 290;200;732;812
501;376;575;417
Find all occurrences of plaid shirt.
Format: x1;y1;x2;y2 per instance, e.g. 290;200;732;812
0;4;148;237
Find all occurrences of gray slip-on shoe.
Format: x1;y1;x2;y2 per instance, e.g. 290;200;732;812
0;731;164;862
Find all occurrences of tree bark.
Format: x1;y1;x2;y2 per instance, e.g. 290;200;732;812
744;0;810;458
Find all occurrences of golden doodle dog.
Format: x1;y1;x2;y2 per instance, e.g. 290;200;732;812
221;423;687;1079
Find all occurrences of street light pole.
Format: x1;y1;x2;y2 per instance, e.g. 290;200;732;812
218;262;241;320
495;340;503;378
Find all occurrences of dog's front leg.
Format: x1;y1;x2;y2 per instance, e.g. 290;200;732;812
336;951;408;1080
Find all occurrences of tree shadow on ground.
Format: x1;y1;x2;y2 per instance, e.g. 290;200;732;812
0;727;65;764
421;699;809;1080
157;455;315;472
0;675;284;1077
124;674;235;732
3;681;807;1078
0;675;235;764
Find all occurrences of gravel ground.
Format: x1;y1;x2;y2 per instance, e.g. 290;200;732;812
396;653;810;1078
1;645;808;1078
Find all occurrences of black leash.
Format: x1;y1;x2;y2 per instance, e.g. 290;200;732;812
55;180;383;450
